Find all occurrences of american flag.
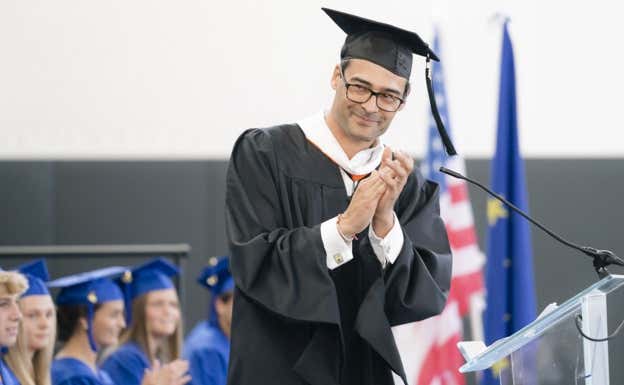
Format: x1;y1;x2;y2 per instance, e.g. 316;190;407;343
393;30;485;385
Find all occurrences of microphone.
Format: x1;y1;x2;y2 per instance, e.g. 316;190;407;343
439;166;624;279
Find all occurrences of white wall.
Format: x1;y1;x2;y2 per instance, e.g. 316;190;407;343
1;0;622;159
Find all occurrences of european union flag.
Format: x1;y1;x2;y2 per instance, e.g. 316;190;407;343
482;21;537;385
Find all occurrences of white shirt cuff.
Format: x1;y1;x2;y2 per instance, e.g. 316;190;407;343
369;212;404;268
321;216;354;270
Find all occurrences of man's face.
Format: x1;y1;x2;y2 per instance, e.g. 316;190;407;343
330;58;408;145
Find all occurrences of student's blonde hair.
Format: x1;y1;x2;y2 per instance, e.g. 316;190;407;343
0;271;51;385
0;271;28;296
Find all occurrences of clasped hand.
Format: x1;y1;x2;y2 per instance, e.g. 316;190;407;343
142;359;191;385
338;147;414;239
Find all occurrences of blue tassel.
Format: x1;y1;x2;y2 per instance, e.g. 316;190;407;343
87;302;97;352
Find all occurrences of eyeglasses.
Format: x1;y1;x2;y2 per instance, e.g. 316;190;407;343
340;71;405;112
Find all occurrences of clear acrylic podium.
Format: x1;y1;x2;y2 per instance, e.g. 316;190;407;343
458;274;624;385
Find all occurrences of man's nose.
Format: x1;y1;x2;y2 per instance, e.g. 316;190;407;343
362;94;379;113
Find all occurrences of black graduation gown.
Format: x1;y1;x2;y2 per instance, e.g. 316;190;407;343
225;124;452;385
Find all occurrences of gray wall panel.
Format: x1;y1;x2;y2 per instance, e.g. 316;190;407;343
0;162;55;245
1;159;623;383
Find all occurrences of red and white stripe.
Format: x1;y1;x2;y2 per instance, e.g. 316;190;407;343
394;156;484;385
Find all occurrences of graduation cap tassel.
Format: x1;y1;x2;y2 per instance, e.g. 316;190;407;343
122;281;132;325
87;302;98;352
209;298;219;329
425;55;457;156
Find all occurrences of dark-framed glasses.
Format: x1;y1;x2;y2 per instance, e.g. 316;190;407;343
340;71;404;112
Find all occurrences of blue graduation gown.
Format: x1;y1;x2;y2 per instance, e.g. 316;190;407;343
99;342;149;385
0;356;20;385
183;321;230;385
51;358;114;385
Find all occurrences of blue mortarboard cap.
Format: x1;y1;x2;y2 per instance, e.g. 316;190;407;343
197;256;233;297
198;256;233;330
17;259;50;297
48;266;126;352
118;258;180;323
48;266;126;305
121;258;180;300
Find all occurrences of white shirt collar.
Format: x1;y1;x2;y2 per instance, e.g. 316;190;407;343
297;111;384;176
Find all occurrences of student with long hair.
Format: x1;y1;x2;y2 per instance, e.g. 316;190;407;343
5;260;55;385
48;266;128;385
100;259;189;385
0;268;28;385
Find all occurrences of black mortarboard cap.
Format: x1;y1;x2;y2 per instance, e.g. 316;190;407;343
322;8;457;155
323;7;438;79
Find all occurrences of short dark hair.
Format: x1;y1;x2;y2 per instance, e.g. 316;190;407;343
340;58;411;98
218;291;233;303
56;304;100;343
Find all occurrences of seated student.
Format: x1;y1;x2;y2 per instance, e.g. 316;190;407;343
100;258;190;385
183;257;233;385
48;266;128;385
5;260;55;385
0;268;29;385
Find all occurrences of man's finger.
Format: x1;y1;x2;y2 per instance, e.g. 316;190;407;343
379;167;402;189
378;165;397;179
394;150;414;172
359;180;385;201
382;146;393;163
358;171;384;190
385;160;408;180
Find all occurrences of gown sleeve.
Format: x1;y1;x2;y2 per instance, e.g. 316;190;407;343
100;346;147;385
376;171;453;326
225;128;341;325
187;348;227;385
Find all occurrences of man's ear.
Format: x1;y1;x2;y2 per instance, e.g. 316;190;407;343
397;83;410;111
330;64;341;91
79;317;89;331
402;82;411;99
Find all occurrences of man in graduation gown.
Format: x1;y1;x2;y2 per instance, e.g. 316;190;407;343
225;8;454;385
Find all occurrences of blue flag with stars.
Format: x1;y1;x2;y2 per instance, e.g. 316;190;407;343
482;21;537;385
